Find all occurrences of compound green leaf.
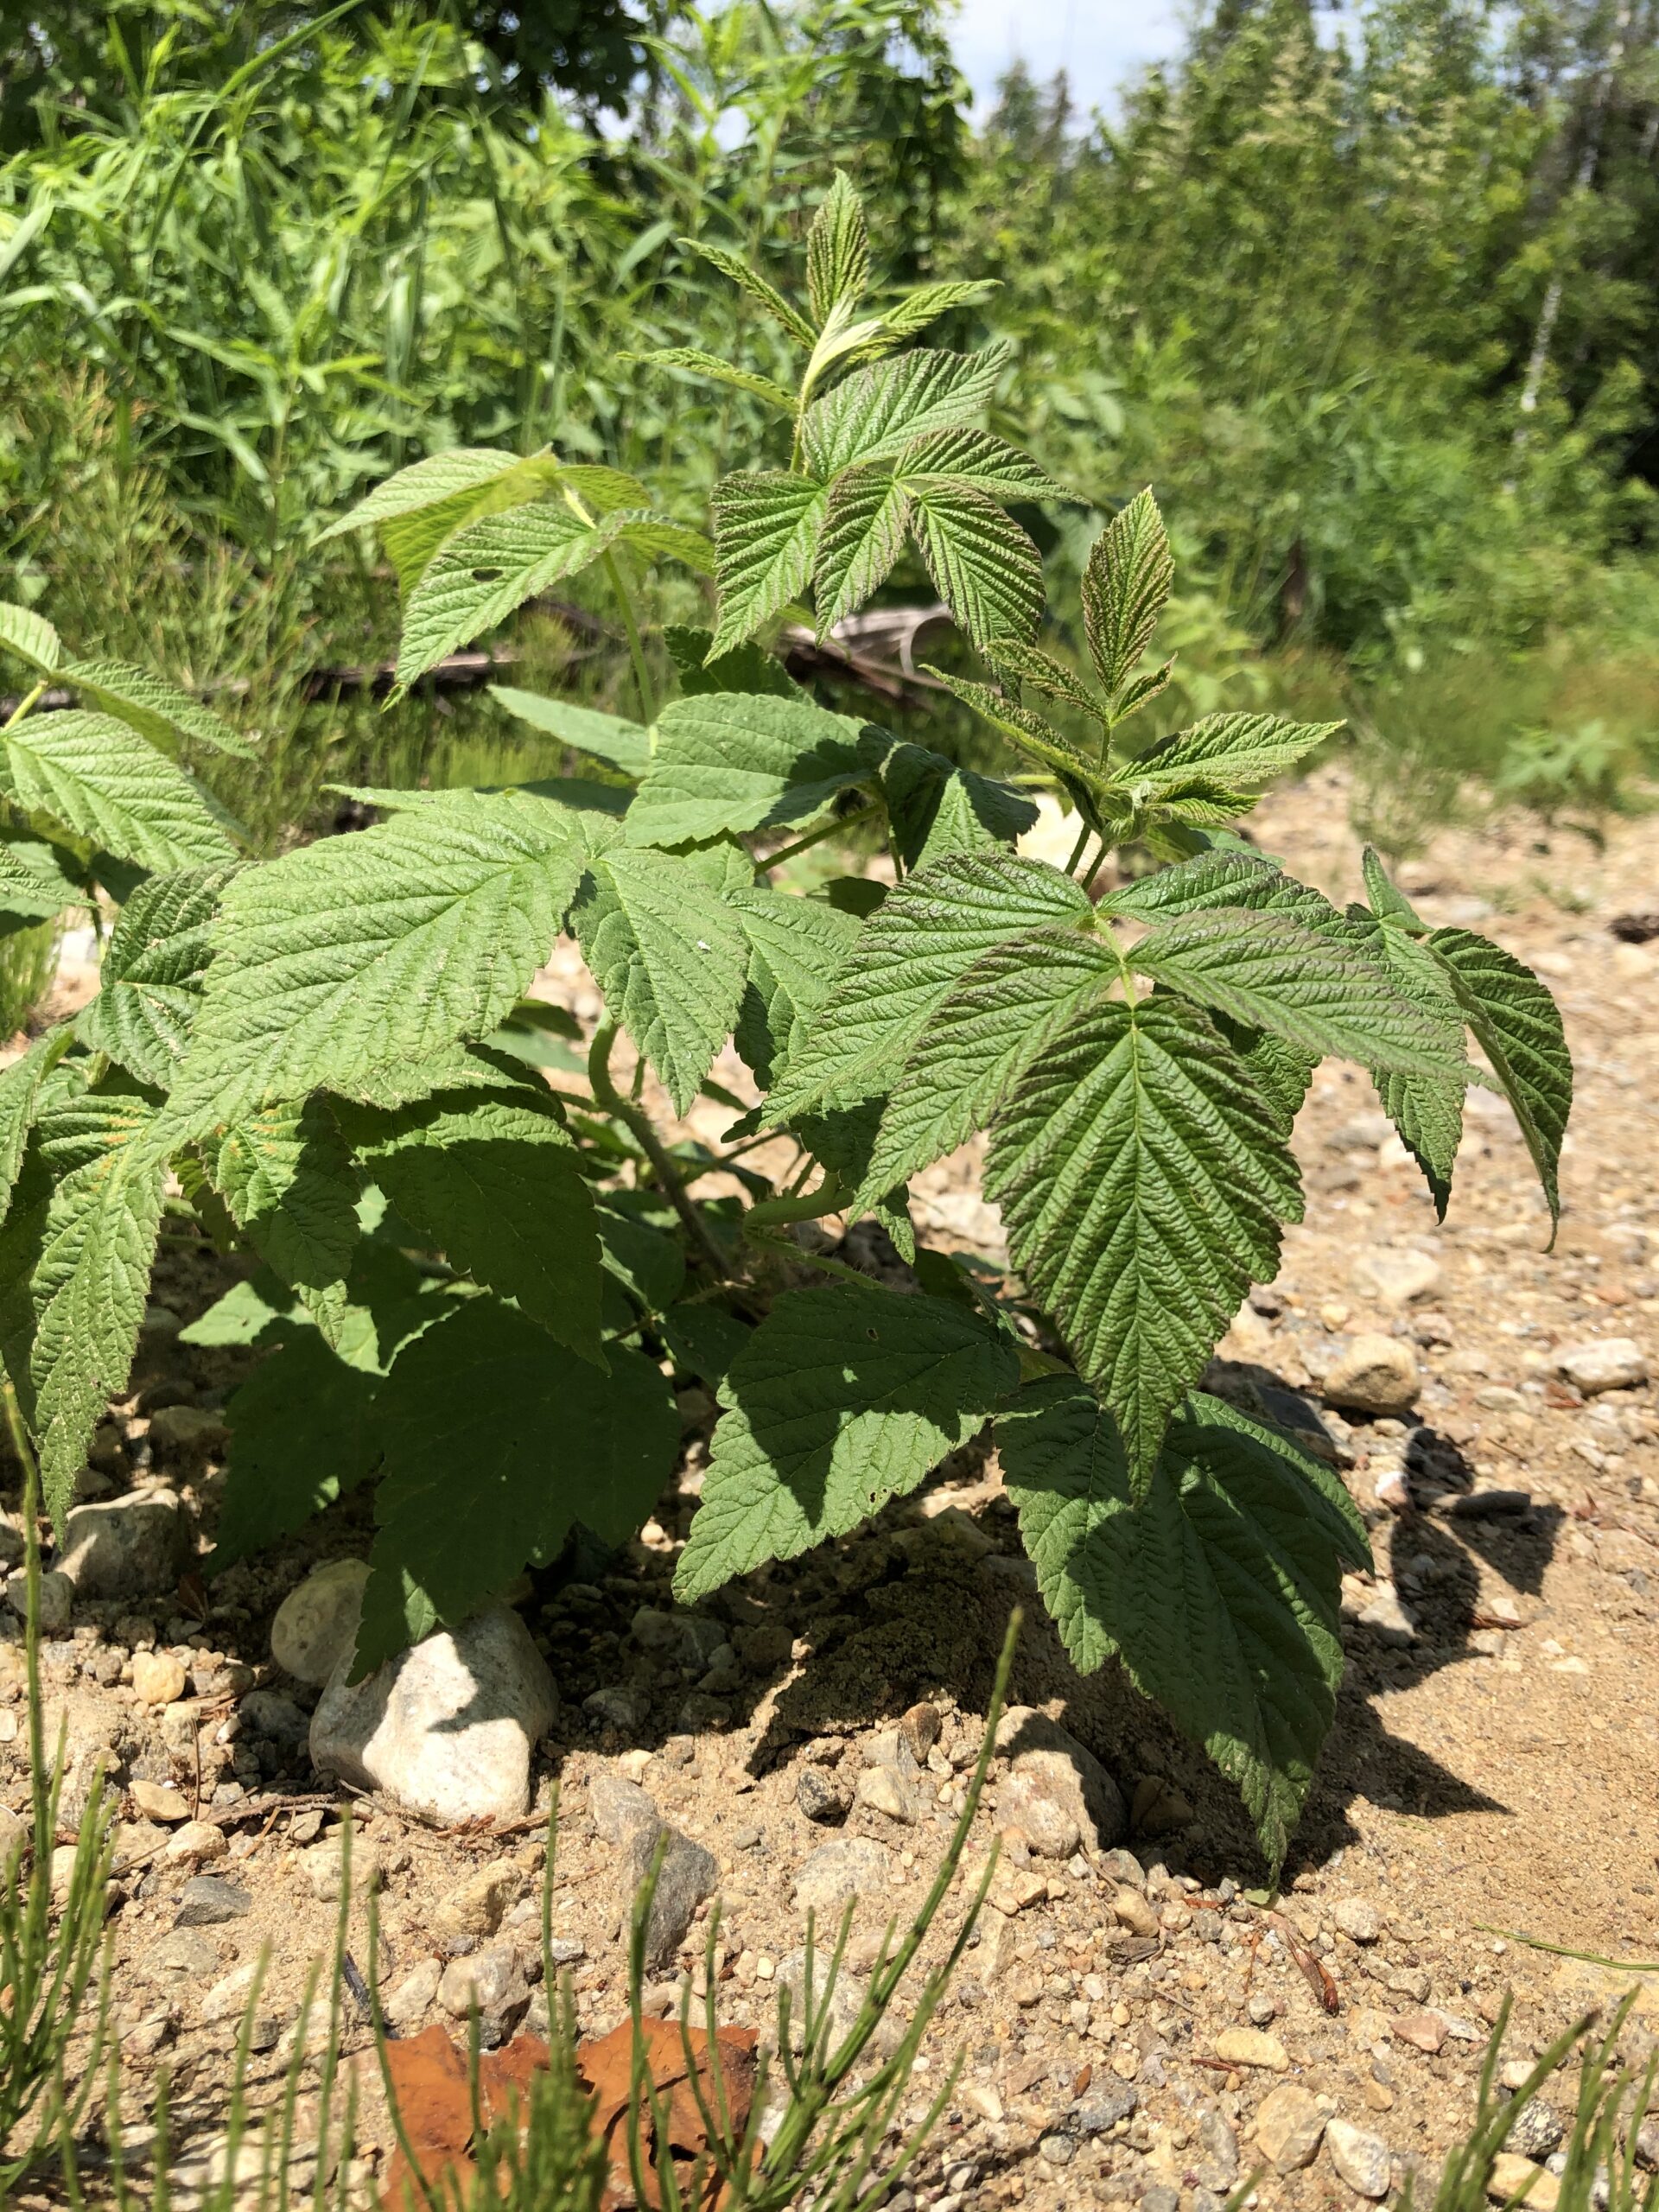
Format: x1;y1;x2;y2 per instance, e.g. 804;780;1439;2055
899;429;1064;502
1427;927;1572;1230
801;345;1008;476
877;742;1039;868
681;239;816;346
807;170;870;323
396;503;636;687
909;480;1044;649
1103;850;1282;921
0;710;236;874
335;1084;603;1363
628;692;868;848
357;1297;678;1669
0;1082;167;1526
986;995;1301;1489
663;626;804;702
572;842;748;1115
487;687;650;778
0;833;86;921
674;1282;1019;1600
0;601;62;676
1129;906;1471;1076
875;278;998;339
1128;714;1338;799
709;473;829;657
728;887;861;1087
996;1377;1369;1872
983;639;1102;717
172;789;583;1128
64;662;255;759
926;667;1102;788
0;1024;72;1227
1082;487;1173;699
198;1098;361;1334
857;928;1121;1208
77;862;238;1088
636;349;797;410
216;1332;382;1569
813;467;911;634
322;448;562;587
767;849;1092;1120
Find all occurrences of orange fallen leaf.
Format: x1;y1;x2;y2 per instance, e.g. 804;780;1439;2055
576;2015;759;2211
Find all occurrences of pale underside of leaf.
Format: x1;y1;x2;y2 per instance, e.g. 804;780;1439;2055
987;995;1302;1488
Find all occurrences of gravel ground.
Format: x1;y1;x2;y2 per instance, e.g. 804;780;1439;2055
3;766;1657;2209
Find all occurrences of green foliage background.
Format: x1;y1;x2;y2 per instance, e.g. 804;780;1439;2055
0;0;1656;845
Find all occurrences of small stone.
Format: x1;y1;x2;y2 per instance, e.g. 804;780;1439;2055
897;1701;942;1763
60;1491;190;1599
200;1961;261;2024
1505;2101;1565;2158
1487;2153;1559;2209
385;1959;443;2031
1141;2187;1179;2212
1075;2085;1139;2133
434;1859;526;1943
438;1946;514;2018
1198;2107;1240;2181
1333;1896;1382;1943
309;1605;555;1826
148;1404;229;1459
175;1875;251;1926
793;1838;893;1923
238;1690;310;1746
1037;2134;1075;2167
635;1826;719;1971
1556;1338;1648;1395
797;1767;852;1823
1325;2117;1390;2196
166;1821;228;1866
1357;1586;1417;1643
1112;1885;1160;1939
132;1651;188;1706
1392;2009;1446;2053
33;1571;73;1631
1213;2027;1289;2072
302;1837;383;1902
271;1559;370;1688
140;1929;222;1985
631;1607;726;1663
130;1778;190;1824
1129;1775;1194;1836
1324;1334;1420;1415
589;1770;662;1844
582;1687;646;1732
1248;1992;1278;2025
993;1707;1128;1851
855;1765;916;1822
1351;1248;1442;1308
1255;2083;1327;2171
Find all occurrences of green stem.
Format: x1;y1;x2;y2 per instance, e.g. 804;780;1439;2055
742;1171;849;1243
3;683;44;733
1063;819;1091;876
588;1020;726;1275
602;550;658;727
760;804;882;876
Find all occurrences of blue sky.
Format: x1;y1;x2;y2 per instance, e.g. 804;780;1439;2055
949;0;1189;117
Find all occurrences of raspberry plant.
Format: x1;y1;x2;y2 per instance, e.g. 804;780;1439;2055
0;179;1572;1870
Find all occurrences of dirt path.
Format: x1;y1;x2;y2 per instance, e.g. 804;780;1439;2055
4;770;1657;2206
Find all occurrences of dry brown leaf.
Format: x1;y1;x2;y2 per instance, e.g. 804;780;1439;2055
575;2015;759;2210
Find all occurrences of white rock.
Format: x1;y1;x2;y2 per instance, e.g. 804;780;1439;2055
792;1838;893;1923
992;1708;1127;1853
200;1961;261;2024
438;1947;514;2018
60;1491;189;1599
385;1958;443;2031
1332;1896;1382;1943
1351;1248;1442;1308
271;1560;370;1688
301;1836;383;1902
132;1651;188;1706
1555;1338;1649;1395
1357;1585;1417;1644
1325;2117;1390;2197
309;1606;555;1827
165;1821;227;1865
433;1859;525;1943
1255;2082;1328;2171
1323;1334;1420;1415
